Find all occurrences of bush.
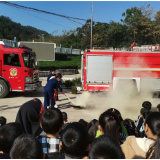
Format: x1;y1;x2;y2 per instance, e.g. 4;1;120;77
64;80;74;88
72;77;81;85
63;78;82;88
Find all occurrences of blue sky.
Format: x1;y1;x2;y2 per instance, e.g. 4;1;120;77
0;1;160;35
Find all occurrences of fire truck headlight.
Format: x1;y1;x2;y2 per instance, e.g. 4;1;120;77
25;77;33;83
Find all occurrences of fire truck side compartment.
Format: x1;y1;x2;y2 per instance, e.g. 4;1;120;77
86;55;113;84
83;50;160;92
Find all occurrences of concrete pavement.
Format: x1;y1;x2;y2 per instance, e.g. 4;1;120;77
1;73;160;123
0;75;102;123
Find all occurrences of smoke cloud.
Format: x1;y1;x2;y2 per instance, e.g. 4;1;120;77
72;54;160;121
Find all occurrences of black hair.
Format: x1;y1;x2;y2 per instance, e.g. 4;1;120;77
145;112;160;159
157;104;160;109
157;104;160;113
55;73;62;79
123;119;136;136
0;122;23;155
142;101;152;110
123;118;136;130
140;108;149;116
10;134;43;159
61;122;89;159
41;108;63;135
89;135;125;159
0;116;6;126
142;111;152;120
78;119;88;130
87;119;98;144
107;108;123;121
62;112;68;122
99;111;121;143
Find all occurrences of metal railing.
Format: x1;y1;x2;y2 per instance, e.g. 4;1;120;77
55;47;81;55
0;39;18;47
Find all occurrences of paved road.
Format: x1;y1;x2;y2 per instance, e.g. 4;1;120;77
1;74;160;123
0;74;103;123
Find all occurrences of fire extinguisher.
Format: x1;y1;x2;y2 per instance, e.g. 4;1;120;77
54;90;58;101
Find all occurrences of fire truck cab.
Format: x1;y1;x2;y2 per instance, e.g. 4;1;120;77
0;41;41;98
82;49;160;92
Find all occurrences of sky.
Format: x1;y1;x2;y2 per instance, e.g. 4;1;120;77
0;1;160;35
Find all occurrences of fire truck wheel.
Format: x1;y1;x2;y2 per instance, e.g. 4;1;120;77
0;80;9;98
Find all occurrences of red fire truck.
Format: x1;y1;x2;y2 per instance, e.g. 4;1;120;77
0;42;41;98
81;50;160;92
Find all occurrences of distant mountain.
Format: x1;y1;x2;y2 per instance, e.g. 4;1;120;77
0;15;49;41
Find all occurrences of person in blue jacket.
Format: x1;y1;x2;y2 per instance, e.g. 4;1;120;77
44;73;64;109
47;70;56;82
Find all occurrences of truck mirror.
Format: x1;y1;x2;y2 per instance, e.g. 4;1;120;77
10;53;15;57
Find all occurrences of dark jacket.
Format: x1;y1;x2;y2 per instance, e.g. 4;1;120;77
45;78;63;92
47;73;56;82
15;98;44;137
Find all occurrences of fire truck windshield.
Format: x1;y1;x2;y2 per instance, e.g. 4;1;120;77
22;53;36;68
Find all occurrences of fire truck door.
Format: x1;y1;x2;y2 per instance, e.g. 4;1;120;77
2;54;23;91
87;55;113;84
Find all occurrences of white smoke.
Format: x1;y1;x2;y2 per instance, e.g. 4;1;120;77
72;53;159;121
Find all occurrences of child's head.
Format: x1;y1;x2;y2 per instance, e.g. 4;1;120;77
0;116;6;126
123;118;136;130
89;135;125;159
10;134;43;159
140;108;149;118
144;112;160;138
107;108;123;121
60;122;89;159
41;108;63;135
142;101;152;110
145;112;160;159
88;119;98;144
78;119;88;130
142;111;152;121
0;123;23;155
62;112;68;123
99;111;120;143
157;104;160;113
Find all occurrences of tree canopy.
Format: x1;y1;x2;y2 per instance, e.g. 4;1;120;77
1;4;160;49
0;16;48;41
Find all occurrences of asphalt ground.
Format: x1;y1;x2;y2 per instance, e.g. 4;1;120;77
0;74;102;123
1;74;160;123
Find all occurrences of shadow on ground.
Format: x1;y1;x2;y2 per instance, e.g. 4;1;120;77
0;105;20;111
58;103;73;109
5;88;75;98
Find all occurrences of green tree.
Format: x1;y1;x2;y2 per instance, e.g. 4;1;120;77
106;21;129;48
121;7;144;42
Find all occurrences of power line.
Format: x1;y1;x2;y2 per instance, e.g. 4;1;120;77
0;1;86;22
16;8;73;29
66;18;84;26
15;8;80;36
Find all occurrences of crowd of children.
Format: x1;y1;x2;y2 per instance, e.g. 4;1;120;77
0;98;160;159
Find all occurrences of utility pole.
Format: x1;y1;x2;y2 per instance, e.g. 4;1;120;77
90;1;93;49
